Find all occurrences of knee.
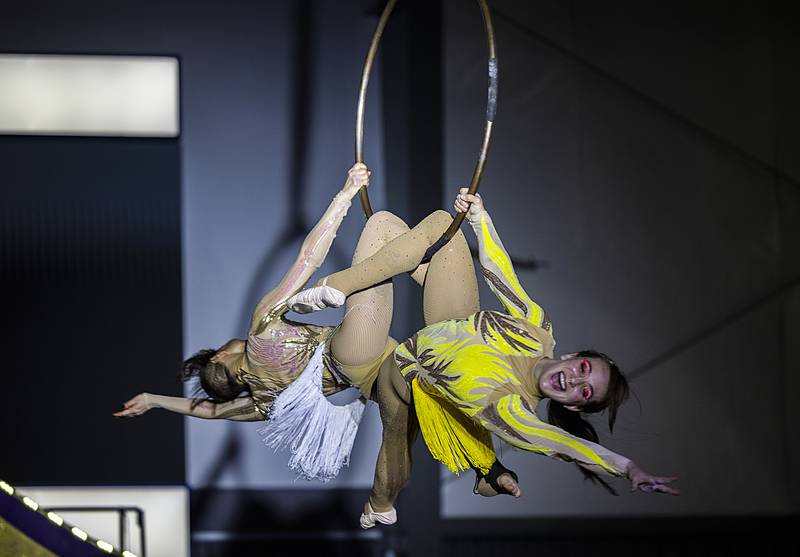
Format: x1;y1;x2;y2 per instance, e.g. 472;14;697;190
366;210;401;229
364;211;408;239
430;209;451;225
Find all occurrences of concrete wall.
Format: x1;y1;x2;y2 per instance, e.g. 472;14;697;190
442;0;799;517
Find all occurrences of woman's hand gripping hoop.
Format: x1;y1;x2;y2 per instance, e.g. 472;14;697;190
354;0;498;260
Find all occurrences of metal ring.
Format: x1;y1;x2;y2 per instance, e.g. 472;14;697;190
355;0;497;247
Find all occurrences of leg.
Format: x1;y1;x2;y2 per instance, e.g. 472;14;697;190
366;356;417;518
324;210;453;297
325;209;478;326
331;212;426;383
421;219;480;325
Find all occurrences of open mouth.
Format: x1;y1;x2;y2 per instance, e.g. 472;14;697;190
550;370;566;392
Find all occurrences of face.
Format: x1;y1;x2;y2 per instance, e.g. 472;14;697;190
209;362;238;386
536;355;611;410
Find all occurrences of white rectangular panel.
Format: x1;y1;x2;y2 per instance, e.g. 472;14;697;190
0;54;179;136
19;485;189;557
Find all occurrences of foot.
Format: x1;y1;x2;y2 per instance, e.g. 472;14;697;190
496;472;522;497
286;284;346;314
359;501;397;529
474;471;523;498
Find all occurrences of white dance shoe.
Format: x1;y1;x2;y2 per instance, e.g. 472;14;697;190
359;501;397;529
286;283;345;314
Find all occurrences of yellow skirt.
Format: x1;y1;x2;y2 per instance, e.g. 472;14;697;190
411;379;495;475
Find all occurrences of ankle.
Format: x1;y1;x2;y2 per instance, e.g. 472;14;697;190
368;498;394;514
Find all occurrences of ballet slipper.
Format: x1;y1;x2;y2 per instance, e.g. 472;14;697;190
286;280;346;313
359;501;397;529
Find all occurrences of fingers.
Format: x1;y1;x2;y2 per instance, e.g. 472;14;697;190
113;407;139;418
654;484;681;496
639;483;680;495
347;164;371;190
453;191;482;214
633;479;681;496
114;396;145;418
653;476;679;483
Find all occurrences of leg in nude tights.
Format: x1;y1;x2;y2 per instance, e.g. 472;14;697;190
330;212;426;376
326;210;480;513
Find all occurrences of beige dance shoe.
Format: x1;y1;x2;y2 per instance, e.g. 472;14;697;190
359;501;397;529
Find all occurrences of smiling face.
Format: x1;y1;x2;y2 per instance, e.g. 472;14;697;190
535;355;611;410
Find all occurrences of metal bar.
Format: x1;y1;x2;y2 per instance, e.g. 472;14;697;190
355;0;398;218
119;509;127;552
137;508;146;557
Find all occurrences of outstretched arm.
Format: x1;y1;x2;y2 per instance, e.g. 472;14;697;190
114;393;263;422
454;190;550;331
249;163;370;333
476;394;679;494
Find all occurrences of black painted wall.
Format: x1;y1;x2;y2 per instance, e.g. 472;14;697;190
0;136;184;483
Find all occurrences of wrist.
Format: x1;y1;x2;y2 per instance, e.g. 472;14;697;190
334;190;355;204
467;210;486;225
144;393;159;410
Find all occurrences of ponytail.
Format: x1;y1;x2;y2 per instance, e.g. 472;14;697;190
547;400;618;495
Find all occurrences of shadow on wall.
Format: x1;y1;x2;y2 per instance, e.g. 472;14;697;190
234;0;351;335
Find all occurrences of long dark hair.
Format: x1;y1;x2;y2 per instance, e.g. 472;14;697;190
179;348;245;404
547;349;630;494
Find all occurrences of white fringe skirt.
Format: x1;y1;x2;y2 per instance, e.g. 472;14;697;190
258;342;366;482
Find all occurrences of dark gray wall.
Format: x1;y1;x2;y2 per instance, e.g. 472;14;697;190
0;136;183;484
442;0;800;517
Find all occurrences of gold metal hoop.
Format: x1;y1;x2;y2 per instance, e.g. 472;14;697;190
355;0;497;247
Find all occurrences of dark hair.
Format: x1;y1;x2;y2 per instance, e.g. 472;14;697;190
546;349;630;495
179;348;246;403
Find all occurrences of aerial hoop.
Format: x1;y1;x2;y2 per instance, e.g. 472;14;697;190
355;0;497;254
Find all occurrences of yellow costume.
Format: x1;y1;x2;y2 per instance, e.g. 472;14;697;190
394;212;629;478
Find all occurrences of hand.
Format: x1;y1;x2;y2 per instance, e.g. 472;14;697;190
496;472;523;498
113;393;155;418
453;188;485;223
626;461;680;495
343;162;370;196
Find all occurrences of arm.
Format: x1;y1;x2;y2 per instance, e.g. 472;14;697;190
249;163;370;333
454;190;550;330
476;393;630;477
114;393;263;422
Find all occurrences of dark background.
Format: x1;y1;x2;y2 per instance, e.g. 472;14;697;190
2;0;798;555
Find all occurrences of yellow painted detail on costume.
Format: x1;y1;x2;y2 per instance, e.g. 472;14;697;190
412;379;495;475
498;396;616;473
480;215;544;325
